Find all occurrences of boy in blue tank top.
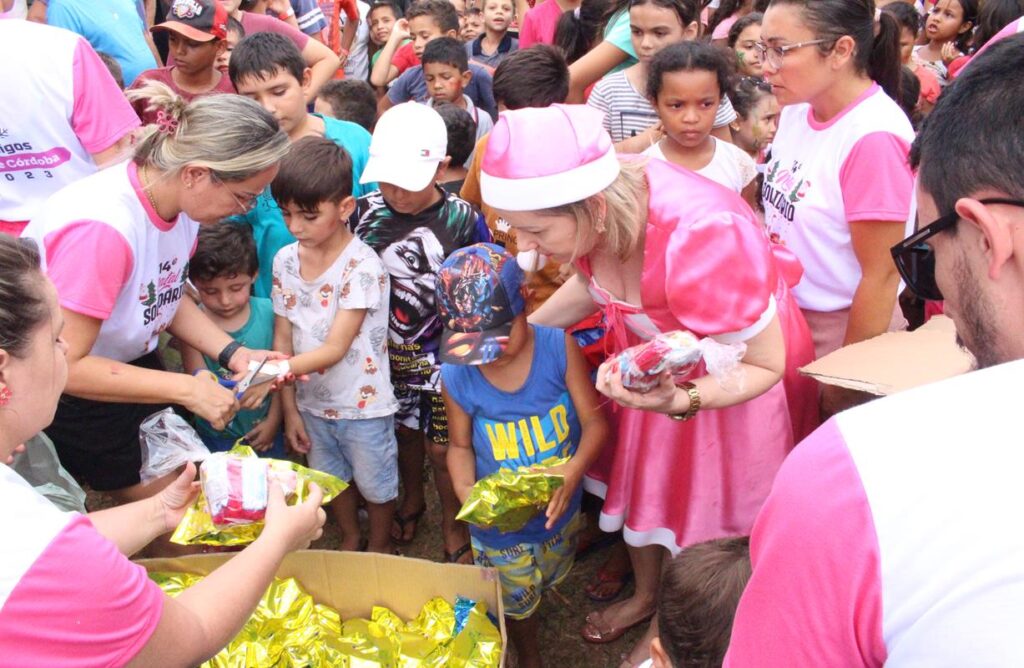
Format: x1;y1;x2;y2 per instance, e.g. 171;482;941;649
439;244;608;668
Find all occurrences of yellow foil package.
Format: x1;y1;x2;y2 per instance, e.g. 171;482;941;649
170;444;347;546
455;456;569;532
149;573;502;667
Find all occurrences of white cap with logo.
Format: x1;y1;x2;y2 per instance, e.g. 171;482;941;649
360;102;448;192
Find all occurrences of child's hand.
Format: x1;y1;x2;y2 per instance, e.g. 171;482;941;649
542;461;583;530
941;41;963;65
390;18;410;43
239;379;275;410
284;414;312;454
243;418;279;452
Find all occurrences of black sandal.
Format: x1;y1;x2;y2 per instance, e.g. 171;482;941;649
391;505;426;545
444;543;474;564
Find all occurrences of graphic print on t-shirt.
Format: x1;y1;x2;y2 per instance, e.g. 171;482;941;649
762;157;812;242
351;190;483;391
483;392;574;465
139;257;189;338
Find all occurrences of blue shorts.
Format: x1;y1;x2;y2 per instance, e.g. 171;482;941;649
301;413;398;504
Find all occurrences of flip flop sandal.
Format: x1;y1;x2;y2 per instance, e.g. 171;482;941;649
580;609;655;645
585;569;634;603
444;543;474;565
575;531;620;560
391;505;426;545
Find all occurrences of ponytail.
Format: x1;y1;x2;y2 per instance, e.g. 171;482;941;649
125;80;289;182
870;10;903;103
555;0;609;64
771;0;903;102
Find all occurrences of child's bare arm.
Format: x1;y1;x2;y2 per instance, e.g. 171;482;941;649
369;18;408;87
273;315;311;453
444;387;477;504
286;308;367;377
545;332;610;528
180;340;208;375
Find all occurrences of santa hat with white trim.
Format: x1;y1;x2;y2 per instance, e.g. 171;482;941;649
480;104;620;211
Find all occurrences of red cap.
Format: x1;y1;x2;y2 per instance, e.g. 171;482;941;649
152;0;228;42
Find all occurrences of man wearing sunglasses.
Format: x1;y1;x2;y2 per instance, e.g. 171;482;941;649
726;33;1024;668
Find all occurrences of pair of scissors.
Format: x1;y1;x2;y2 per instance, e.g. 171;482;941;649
195;357;268;400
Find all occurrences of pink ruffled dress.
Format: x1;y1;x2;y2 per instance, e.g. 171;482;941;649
580;159;818;555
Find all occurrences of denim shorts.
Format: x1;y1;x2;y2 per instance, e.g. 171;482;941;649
301;413;398;504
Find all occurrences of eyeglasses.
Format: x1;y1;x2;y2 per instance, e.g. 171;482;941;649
891;198;1024;301
754;39;830;69
210;172;259;213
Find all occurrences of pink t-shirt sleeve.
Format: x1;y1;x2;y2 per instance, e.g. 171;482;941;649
724;419;887;668
664;211;775;338
518;9;539;48
44;220;134;320
71;38;141;155
0;515;164;667
839;131;913;223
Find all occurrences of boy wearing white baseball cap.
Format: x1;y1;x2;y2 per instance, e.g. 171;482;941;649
350;102;491;563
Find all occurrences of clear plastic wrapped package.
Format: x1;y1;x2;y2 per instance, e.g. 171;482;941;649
139;408;211;484
613;330;748;394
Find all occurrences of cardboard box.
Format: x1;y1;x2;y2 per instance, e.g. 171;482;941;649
138;550;507;665
799;315;975;395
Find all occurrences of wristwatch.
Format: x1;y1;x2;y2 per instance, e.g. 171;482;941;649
218;340;243;370
669;382;701;421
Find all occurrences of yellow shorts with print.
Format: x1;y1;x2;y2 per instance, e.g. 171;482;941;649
470;513;582;620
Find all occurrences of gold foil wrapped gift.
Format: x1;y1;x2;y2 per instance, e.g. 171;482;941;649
150;573;502;667
171;444;347;546
456;456;569;533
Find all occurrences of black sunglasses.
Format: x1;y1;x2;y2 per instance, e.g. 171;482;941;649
891;198;1024;301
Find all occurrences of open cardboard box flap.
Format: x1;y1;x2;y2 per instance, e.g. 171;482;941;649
138;550;507;665
798;315;975;395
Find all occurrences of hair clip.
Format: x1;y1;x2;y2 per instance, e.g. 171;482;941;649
156;109;180;136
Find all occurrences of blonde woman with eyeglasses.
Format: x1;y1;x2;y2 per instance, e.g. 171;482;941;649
758;0;914;414
21;83;289;509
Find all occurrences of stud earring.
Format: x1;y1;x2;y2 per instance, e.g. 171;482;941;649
0;387;11;406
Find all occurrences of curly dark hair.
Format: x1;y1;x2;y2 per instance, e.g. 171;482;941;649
647;40;731;101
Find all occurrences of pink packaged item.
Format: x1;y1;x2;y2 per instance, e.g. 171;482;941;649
616;331;703;392
200;454;299;527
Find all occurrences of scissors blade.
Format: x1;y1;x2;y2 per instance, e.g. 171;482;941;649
235;357;268;396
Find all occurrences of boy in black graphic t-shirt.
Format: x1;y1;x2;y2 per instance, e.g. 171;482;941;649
350;102;489;564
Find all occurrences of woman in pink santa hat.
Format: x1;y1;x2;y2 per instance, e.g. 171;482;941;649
480;104;817;663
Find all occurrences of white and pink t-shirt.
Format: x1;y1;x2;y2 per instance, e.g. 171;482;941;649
762;84;915;313
21;161;199;362
0;464;163;665
0;21;139;235
726;359;1024;666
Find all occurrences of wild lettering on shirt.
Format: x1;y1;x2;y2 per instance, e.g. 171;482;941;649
762;159;810;224
140;258;188;326
483;396;572;464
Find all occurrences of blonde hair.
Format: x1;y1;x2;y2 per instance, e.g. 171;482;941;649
537;159;648;262
125;81;290;181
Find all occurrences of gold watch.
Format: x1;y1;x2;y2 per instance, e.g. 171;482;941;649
669;382;701;421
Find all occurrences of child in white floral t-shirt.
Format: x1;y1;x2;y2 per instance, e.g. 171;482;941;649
269;137;398;553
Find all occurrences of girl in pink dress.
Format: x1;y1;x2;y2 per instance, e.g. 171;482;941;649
480;104;817;663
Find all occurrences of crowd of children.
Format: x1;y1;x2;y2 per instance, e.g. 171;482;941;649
3;0;1024;666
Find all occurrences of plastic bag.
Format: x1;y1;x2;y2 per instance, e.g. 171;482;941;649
139;408;211;484
613;330;747;395
201;452;298;527
10;432;87;514
171;444;347;546
456;456;568;532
